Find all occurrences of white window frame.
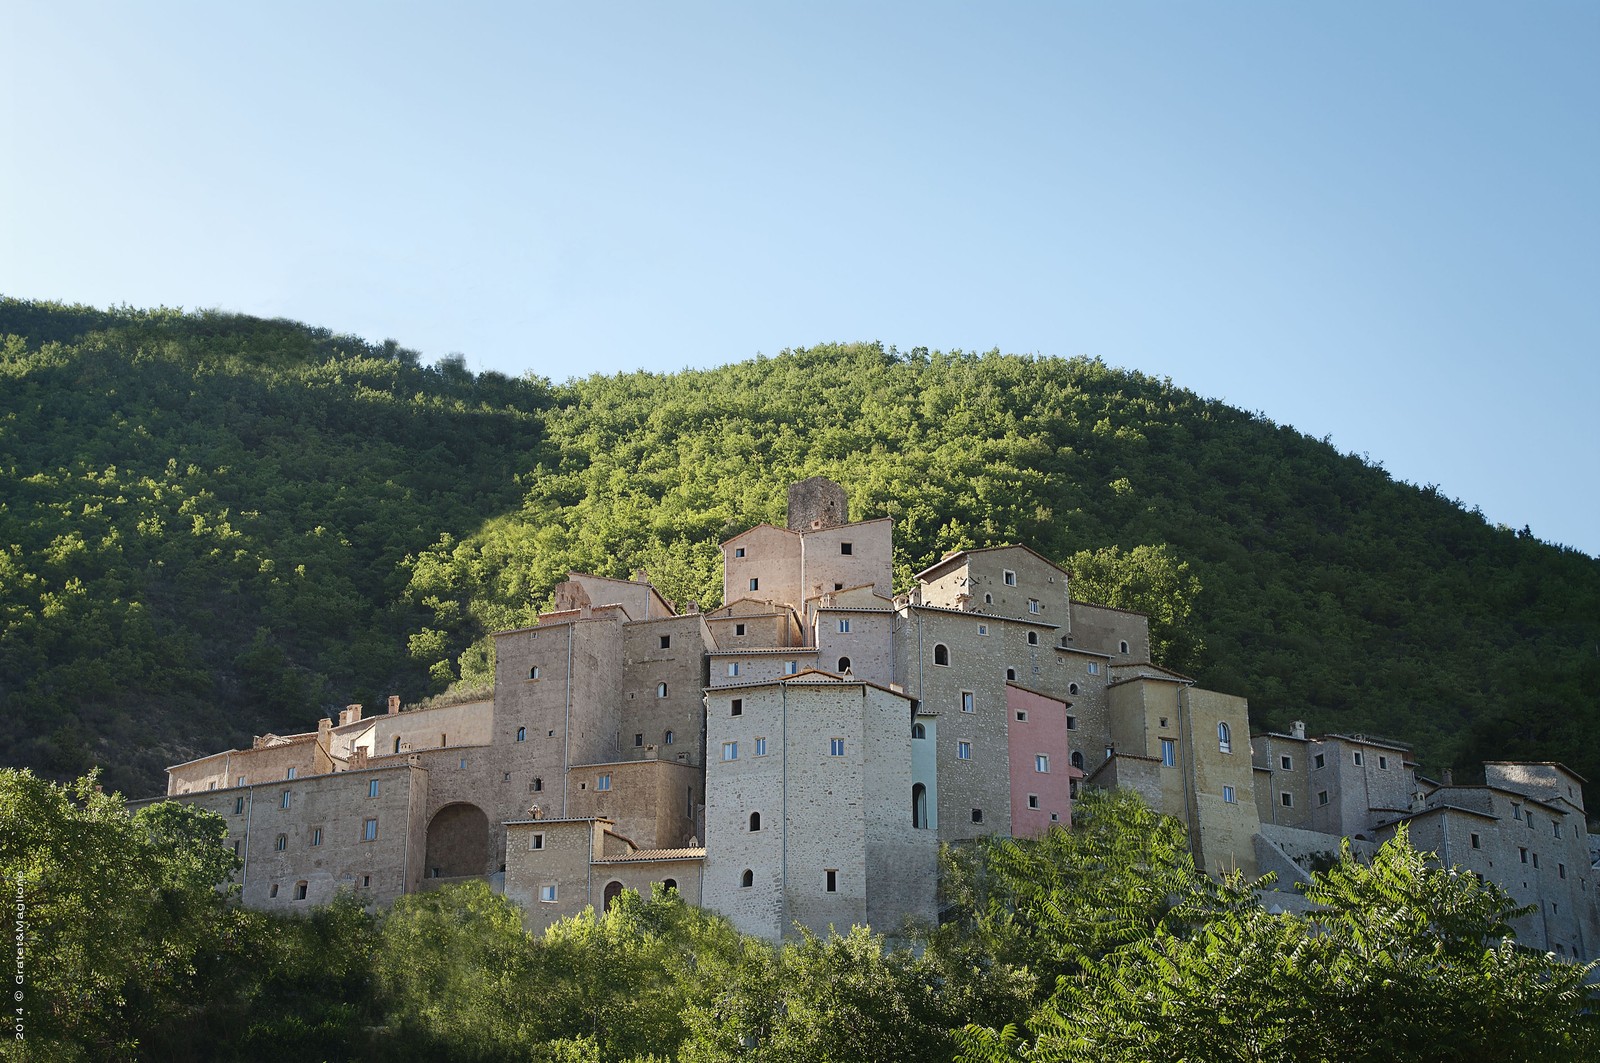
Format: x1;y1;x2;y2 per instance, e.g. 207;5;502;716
596;773;612;792
1222;785;1237;804
755;736;768;756
957;741;972;760
1003;570;1017;586
1034;754;1049;773
829;737;845;757
837;618;851;633
1161;739;1176;767
539;884;558;903
961;691;975;713
722;742;738;761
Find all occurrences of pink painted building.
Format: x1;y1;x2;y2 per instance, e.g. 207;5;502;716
1005;683;1079;836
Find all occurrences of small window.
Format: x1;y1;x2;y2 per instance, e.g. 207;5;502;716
1071;751;1084;769
1161;739;1176;767
530;666;540;679
1068;683;1079;695
269;884;279;898
1513;804;1523;821
208;781;216;790
1028;794;1040;809
658;681;669;696
784;660;798;674
368;779;380;797
1533;853;1540;868
441;734;448;747
280;791;291;810
295;881;308;901
1035;754;1049;773
1218;722;1232;754
837;657;851;672
755;736;767;756
275;834;287;851
834;582;843;590
977;623;988;635
540;884;558;903
1028;599;1040;614
286;767;297;780
533;777;543;792
1520;847;1529;864
1016;710;1028;722
1006;668;1017;681
734;547;746;558
749;578;759;591
363;818;378;841
1378;755;1388;770
933;644;950;666
957;741;972;760
912;723;926;739
735;623;746;636
1003;570;1017;586
1559;863;1566;879
1314;753;1326;769
458;756;467;770
1027;631;1039;645
723;742;738;761
732;698;744;716
740;869;754;888
233;796;245;815
664;730;675;745
840;542;852;555
1066;715;1077;730
1222;785;1237;804
394;737;402;754
837;618;851;633
1280;792;1293;808
1353;751;1364;766
749;811;761;832
1086;662;1099;675
516;726;527;742
596;774;612;791
237;775;246;786
727;663;740;677
1552;821;1561;838
830;738;845;756
971;808;984;823
634;733;644;747
659;634;671;649
1470;833;1481;849
529;833;544;850
961;691;975;713
1119;640;1129;654
1280;755;1293;771
662;878;678;892
1105;745;1115;760
984;593;992;604
1318;790;1329;806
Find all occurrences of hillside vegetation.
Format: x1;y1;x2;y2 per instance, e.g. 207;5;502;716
2;299;1597;794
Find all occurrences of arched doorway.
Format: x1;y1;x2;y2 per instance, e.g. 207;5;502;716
424;803;490;879
912;783;928;829
603;880;625;909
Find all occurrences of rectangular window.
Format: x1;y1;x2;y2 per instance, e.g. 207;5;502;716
540;884;557;902
749;578;759;591
734;547;745;558
722;742;738;761
1559;863;1566;879
971;808;984;823
735;623;746;636
1513;804;1523;820
1028;794;1040;809
233;796;245;815
311;827;323;847
1035;754;1050;773
1016;710;1028;722
1003;570;1017;586
237;775;246;786
957;741;971;760
280;791;291;809
825;869;838;892
1553;821;1561;838
363;818;378;842
1353;751;1364;766
784;660;798;674
1066;715;1077;730
1280;755;1293;771
1520;847;1528;863
1378;755;1388;770
286;767;297;780
728;663;741;677
459;756;467;770
1086;662;1099;675
978;623;988;635
1161;739;1176;767
1222;785;1237;804
596;774;612;791
1314;753;1325;769
659;635;671;649
829;738;845;756
368;779;380;797
837;618;851;633
529;833;544;850
1469;832;1481;849
1028;599;1040;614
731;698;743;716
634;733;644;746
1280;792;1293;807
961;691;975;713
1318;790;1329;806
1532;853;1540;868
840;542;852;555
755;737;767;756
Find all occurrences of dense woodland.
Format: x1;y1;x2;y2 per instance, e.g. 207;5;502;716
1;298;1597;796
5;770;1595;1062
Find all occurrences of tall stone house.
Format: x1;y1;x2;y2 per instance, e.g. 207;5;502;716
149;478;1600;955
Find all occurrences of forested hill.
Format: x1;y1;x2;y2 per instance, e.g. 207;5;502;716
3;300;1597;798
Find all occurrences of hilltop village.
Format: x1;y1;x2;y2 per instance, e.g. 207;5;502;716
149;478;1600;957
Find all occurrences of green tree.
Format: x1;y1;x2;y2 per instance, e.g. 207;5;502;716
1063;543;1205;673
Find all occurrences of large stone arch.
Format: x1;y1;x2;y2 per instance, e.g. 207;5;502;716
424;802;491;879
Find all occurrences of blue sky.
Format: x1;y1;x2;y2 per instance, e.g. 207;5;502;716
4;2;1596;555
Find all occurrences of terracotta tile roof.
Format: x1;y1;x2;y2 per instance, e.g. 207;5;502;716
594;848;707;864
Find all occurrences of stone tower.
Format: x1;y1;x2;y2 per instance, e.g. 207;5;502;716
787;477;848;531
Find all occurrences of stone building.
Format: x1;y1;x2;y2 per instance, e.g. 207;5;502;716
147;478;1599;955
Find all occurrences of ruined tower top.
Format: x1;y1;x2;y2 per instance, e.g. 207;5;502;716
787;477;848;532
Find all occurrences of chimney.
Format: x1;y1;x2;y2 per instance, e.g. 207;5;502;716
387;695;401;715
1442;768;1454;786
1291;720;1306;740
341;703;363;726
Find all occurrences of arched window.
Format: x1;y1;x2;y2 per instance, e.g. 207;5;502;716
837;657;851;673
1218;722;1232;754
393;736;402;754
274;834;287;852
749;811;761;832
912;722;926;739
532;777;543;792
516;726;526;742
933;643;950;666
657;682;668;698
1027;631;1038;645
1006;668;1017;681
1068;682;1079;695
1119;640;1129;654
984;593;992;604
664;730;675;745
661;878;678;893
530;666;540;679
912;783;928;829
603;881;624;910
740;869;754;888
1071;750;1084;770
